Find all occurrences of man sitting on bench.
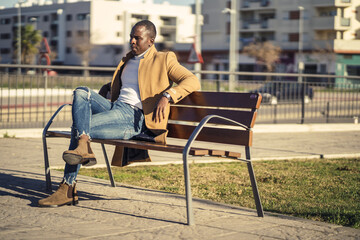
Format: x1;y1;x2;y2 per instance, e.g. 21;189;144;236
38;20;200;207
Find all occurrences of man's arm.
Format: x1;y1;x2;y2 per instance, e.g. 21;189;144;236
154;52;200;123
165;52;201;103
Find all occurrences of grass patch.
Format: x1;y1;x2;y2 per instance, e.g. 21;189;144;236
2;132;15;138
78;158;360;228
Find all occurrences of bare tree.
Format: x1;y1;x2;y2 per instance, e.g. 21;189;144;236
312;41;336;84
243;41;281;81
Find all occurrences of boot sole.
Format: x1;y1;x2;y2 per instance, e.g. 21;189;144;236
38;199;79;208
82;158;97;167
63;153;96;166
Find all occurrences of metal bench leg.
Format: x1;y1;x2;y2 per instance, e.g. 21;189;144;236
101;143;116;187
245;146;264;217
183;151;195;226
42;134;52;191
42;104;71;191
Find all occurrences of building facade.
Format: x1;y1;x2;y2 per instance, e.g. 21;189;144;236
201;0;360;82
0;0;196;67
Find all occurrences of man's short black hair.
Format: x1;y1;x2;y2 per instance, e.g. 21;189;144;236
133;20;157;39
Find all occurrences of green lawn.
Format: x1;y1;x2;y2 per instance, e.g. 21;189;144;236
78;158;360;229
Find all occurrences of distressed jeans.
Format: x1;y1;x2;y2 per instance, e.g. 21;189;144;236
63;86;145;185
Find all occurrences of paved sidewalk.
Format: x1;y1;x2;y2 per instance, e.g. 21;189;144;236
0;124;359;239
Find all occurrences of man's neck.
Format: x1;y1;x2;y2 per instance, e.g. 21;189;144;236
134;46;151;58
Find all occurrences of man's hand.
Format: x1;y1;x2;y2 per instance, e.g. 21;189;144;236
153;96;169;123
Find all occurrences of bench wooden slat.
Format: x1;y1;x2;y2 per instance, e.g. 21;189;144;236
176;92;262;109
46;131;241;157
170;106;256;128
167;124;252;146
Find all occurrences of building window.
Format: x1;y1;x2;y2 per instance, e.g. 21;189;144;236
13;16;25;23
227;1;231;9
43;15;49;22
0;33;11;39
66;31;72;37
116;32;121;37
289;11;300;20
203;14;209;25
116;15;122;21
77;13;89;21
226;22;230;35
0;18;11;24
131;14;148;21
77;30;88;37
51;13;58;22
0;48;10;54
66;14;72;21
66;47;72;54
50;40;57;47
43;31;48;37
289;33;299;42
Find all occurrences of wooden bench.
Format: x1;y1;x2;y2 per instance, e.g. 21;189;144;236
42;91;264;225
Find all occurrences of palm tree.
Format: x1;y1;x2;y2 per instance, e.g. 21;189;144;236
13;24;42;64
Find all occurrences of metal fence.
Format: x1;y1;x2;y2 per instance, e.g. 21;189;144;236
1;64;360;129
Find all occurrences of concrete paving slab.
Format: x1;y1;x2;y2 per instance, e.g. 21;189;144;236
1;167;359;239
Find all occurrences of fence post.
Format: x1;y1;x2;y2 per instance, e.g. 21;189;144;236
326;101;330;123
217;74;221;92
300;81;305;124
273;103;277;124
43;71;48;127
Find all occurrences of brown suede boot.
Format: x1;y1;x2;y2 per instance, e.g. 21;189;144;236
63;138;96;166
38;181;78;207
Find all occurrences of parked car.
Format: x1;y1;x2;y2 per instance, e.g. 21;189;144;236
252;82;314;104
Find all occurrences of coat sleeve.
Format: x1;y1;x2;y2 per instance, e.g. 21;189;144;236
165;52;201;103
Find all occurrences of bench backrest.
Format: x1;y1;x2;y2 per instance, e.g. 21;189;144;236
168;91;262;147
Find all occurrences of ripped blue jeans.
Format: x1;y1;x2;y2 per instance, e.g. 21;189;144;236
63;86;145;185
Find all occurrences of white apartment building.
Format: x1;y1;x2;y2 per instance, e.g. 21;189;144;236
0;0;196;67
201;0;360;82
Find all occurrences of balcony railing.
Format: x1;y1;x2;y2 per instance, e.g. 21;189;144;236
340;18;350;26
241;0;272;9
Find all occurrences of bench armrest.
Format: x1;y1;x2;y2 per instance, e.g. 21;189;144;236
42;103;72;138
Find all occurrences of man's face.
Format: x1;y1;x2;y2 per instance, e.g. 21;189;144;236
130;25;153;55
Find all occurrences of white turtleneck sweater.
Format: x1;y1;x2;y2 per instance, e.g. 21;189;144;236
117;49;149;109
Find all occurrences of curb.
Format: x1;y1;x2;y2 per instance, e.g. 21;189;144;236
1;124;360;138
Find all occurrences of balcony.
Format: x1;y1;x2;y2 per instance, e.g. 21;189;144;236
241;0;274;10
160;16;176;27
334;39;360;53
313;0;352;7
313;39;360;53
313;16;351;30
241;19;276;31
340;18;350;26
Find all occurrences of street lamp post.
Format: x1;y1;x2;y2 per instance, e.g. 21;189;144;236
229;0;237;92
298;6;304;83
194;0;202;81
222;0;238;92
17;0;24;74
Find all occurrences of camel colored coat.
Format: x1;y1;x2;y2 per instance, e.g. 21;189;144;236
110;45;200;165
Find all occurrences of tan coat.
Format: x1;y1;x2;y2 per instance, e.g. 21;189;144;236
110;45;200;164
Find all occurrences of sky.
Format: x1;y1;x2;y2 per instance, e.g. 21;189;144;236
0;0;197;8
